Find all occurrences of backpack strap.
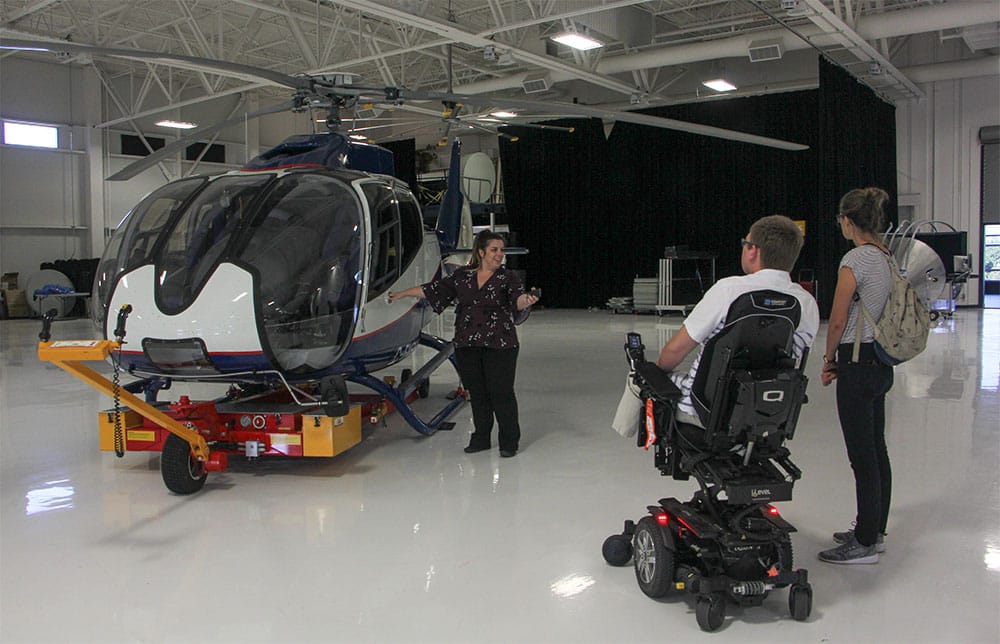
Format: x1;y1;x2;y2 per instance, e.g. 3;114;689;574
850;246;893;363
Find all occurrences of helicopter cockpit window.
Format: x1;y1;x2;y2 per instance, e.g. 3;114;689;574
363;182;403;301
239;173;363;373
395;189;424;270
158;175;270;313
92;177;206;329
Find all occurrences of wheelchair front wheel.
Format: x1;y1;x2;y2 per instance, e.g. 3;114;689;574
696;592;726;632
789;583;812;621
632;517;674;598
602;533;632;566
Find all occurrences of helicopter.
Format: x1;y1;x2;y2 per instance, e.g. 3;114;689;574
11;36;808;494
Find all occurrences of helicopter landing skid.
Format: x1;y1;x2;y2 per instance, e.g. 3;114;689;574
347;333;466;435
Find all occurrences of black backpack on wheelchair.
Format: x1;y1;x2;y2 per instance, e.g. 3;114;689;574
602;290;813;632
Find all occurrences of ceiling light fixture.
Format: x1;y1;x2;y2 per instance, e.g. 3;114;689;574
155;120;197;129
551;31;603;51
702;79;737;92
349;134;368;141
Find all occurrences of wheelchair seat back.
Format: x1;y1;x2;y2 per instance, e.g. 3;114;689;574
690;290;807;450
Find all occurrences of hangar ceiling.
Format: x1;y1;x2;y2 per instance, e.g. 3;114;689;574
1;0;997;146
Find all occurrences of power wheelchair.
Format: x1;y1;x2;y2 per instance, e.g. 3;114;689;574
602;290;813;631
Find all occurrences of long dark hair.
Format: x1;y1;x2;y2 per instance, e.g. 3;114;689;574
467;230;505;269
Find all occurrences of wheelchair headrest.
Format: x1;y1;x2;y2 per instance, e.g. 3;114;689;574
691;290;802;428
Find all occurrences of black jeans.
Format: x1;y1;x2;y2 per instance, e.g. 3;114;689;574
835;342;894;547
454;346;520;451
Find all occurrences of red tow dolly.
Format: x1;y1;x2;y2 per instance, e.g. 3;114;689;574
37;305;458;494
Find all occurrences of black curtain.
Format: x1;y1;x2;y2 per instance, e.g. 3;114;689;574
381;138;417;194
499;57;896;317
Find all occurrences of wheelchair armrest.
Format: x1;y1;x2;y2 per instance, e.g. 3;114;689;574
635;361;683;402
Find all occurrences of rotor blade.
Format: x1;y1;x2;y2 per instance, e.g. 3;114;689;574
0;37;306;89
348;120;430;133
106;99;298;181
398;89;809;151
503;122;576;133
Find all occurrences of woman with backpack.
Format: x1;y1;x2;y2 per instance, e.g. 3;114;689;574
819;187;895;565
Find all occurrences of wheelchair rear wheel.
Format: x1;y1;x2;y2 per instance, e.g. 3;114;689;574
632;517;674;598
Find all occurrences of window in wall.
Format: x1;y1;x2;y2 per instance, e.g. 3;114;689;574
186;142;226;163
2;121;57;148
121;134;166;156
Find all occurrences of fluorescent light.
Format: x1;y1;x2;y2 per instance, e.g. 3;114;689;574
155;120;198;129
551;32;603;51
702;79;737;92
349;134;368;141
490;111;517;118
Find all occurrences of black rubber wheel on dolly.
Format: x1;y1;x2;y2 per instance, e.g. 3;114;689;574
696;592;726;632
632;516;674;598
161;432;207;495
789;583;812;621
602;533;632;566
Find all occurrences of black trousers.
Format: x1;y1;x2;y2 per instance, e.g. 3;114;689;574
835;342;894;547
454;346;520;451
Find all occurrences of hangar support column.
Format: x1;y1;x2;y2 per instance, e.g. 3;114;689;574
83;68;107;260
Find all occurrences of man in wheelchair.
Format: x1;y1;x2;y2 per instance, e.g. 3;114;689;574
604;215;820;631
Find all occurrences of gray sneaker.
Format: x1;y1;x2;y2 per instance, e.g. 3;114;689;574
818;536;879;565
833;528;886;553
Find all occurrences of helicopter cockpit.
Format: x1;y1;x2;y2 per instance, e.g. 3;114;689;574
92;168;420;378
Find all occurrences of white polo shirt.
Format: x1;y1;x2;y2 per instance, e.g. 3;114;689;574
669;269;820;427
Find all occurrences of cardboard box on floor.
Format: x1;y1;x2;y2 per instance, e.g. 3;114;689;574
1;273;18;290
3;289;31;318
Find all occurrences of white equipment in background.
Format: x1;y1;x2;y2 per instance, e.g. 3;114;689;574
887;220;972;320
24;269;79;318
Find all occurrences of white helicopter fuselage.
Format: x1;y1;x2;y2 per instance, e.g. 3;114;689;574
96;165;443;383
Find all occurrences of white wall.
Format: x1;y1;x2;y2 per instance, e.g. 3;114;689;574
896;73;1000;306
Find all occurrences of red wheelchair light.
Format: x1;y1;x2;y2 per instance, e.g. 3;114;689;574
767;505;780;515
656;513;669;526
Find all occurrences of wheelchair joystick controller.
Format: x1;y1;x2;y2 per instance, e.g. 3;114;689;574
625;332;645;371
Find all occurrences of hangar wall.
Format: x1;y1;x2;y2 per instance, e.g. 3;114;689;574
0;54;996;306
896;73;999;305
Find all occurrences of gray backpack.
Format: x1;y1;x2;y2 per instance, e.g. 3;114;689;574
853;251;931;366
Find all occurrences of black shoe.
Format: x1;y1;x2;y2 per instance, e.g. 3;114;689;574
464;444;490;454
499;449;517;458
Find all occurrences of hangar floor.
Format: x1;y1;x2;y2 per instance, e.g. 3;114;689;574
1;308;997;643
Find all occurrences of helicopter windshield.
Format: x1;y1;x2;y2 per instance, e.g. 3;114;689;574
92;177;206;329
238;173;363;373
157;175;271;313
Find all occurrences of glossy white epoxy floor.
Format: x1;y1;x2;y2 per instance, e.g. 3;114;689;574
1;309;998;643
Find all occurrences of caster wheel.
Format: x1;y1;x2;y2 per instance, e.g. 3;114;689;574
929;310;940;321
696;592;726;632
789;583;812;621
632;517;674;598
602;534;632;566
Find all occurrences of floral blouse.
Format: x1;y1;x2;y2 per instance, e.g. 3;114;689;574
422;266;525;349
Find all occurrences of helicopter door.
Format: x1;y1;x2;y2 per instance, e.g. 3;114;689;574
362;180;423;302
239;173;364;373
